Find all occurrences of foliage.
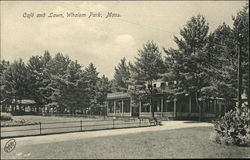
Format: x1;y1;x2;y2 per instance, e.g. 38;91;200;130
128;41;165;117
2;59;30;107
0;112;13;121
211;103;250;146
113;57;130;92
163;15;211;120
1;52;111;115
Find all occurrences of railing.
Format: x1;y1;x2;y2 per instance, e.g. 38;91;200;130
1;118;155;139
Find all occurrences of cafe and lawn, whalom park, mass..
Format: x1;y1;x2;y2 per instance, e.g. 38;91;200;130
1;1;250;159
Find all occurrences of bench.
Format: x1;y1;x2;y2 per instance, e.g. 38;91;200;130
148;118;163;126
149;118;156;126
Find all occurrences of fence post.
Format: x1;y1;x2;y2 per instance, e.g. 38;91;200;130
80;120;82;131
39;122;42;135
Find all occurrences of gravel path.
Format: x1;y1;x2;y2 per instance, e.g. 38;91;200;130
1;121;213;148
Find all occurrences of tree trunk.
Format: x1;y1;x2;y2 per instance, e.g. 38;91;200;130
248;45;250;108
196;91;202;121
150;95;155;118
237;44;242;108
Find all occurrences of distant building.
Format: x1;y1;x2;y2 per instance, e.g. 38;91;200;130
106;80;236;120
0;99;39;114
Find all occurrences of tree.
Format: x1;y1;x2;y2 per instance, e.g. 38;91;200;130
129;41;165;118
2;59;30;112
232;3;249;107
164;15;211;121
85;63;99;114
55;60;88;114
113;57;130;92
208;3;249;108
96;75;112;105
43;52;71;113
0;60;10;103
27;55;47;111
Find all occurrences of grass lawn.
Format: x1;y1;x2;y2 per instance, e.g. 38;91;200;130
1;126;249;159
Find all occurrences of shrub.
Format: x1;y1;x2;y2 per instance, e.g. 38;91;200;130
210;103;250;146
0;112;13;121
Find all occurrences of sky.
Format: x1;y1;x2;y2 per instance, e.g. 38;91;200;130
1;1;247;79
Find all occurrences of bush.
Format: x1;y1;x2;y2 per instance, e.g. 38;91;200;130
0;112;13;121
210;103;250;146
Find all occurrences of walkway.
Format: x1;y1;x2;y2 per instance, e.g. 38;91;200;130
1;121;213;149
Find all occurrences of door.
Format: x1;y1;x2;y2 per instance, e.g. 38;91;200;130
132;106;139;117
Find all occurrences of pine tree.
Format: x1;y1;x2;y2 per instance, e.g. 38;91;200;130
85;63;99;114
164;15;211;121
129;41;165;118
232;3;249;107
2;59;30;112
96;75;112;105
114;58;130;92
0;60;10;103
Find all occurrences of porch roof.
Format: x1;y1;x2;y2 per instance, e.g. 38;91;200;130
11;99;36;105
107;92;130;100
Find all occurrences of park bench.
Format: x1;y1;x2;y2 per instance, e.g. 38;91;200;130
148;118;163;126
149;118;156;126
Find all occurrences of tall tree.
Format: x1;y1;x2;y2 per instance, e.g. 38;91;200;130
85;63;99;113
27;55;46;109
164;15;210;121
0;60;10;102
96;75;112;105
232;3;249;107
113;57;130;92
2;59;30;112
129;41;165;118
43;53;71;113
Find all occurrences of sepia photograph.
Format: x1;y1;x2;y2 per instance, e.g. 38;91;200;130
0;0;249;159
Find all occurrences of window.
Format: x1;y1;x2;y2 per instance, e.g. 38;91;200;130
152;99;161;112
116;101;122;113
221;104;225;115
168;101;174;112
163;100;168;112
123;99;130;113
160;82;166;88
141;100;150;112
148;84;152;89
108;101;114;113
216;104;219;113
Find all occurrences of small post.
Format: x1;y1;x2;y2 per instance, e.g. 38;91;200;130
39;122;42;135
80;120;82;131
139;118;141;127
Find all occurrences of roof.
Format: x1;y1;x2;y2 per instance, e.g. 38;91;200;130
107;92;130;100
10;99;36;105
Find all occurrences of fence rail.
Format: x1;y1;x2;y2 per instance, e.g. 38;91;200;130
1;118;155;139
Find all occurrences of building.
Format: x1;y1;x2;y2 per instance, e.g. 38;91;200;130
106;80;236;120
0;99;38;114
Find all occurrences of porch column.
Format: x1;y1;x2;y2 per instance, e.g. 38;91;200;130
219;102;221;114
130;97;132;116
174;98;177;119
121;100;124;116
161;96;164;118
106;101;108;115
139;101;141;117
149;102;151;113
114;100;116;115
189;95;192;113
214;100;216;114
